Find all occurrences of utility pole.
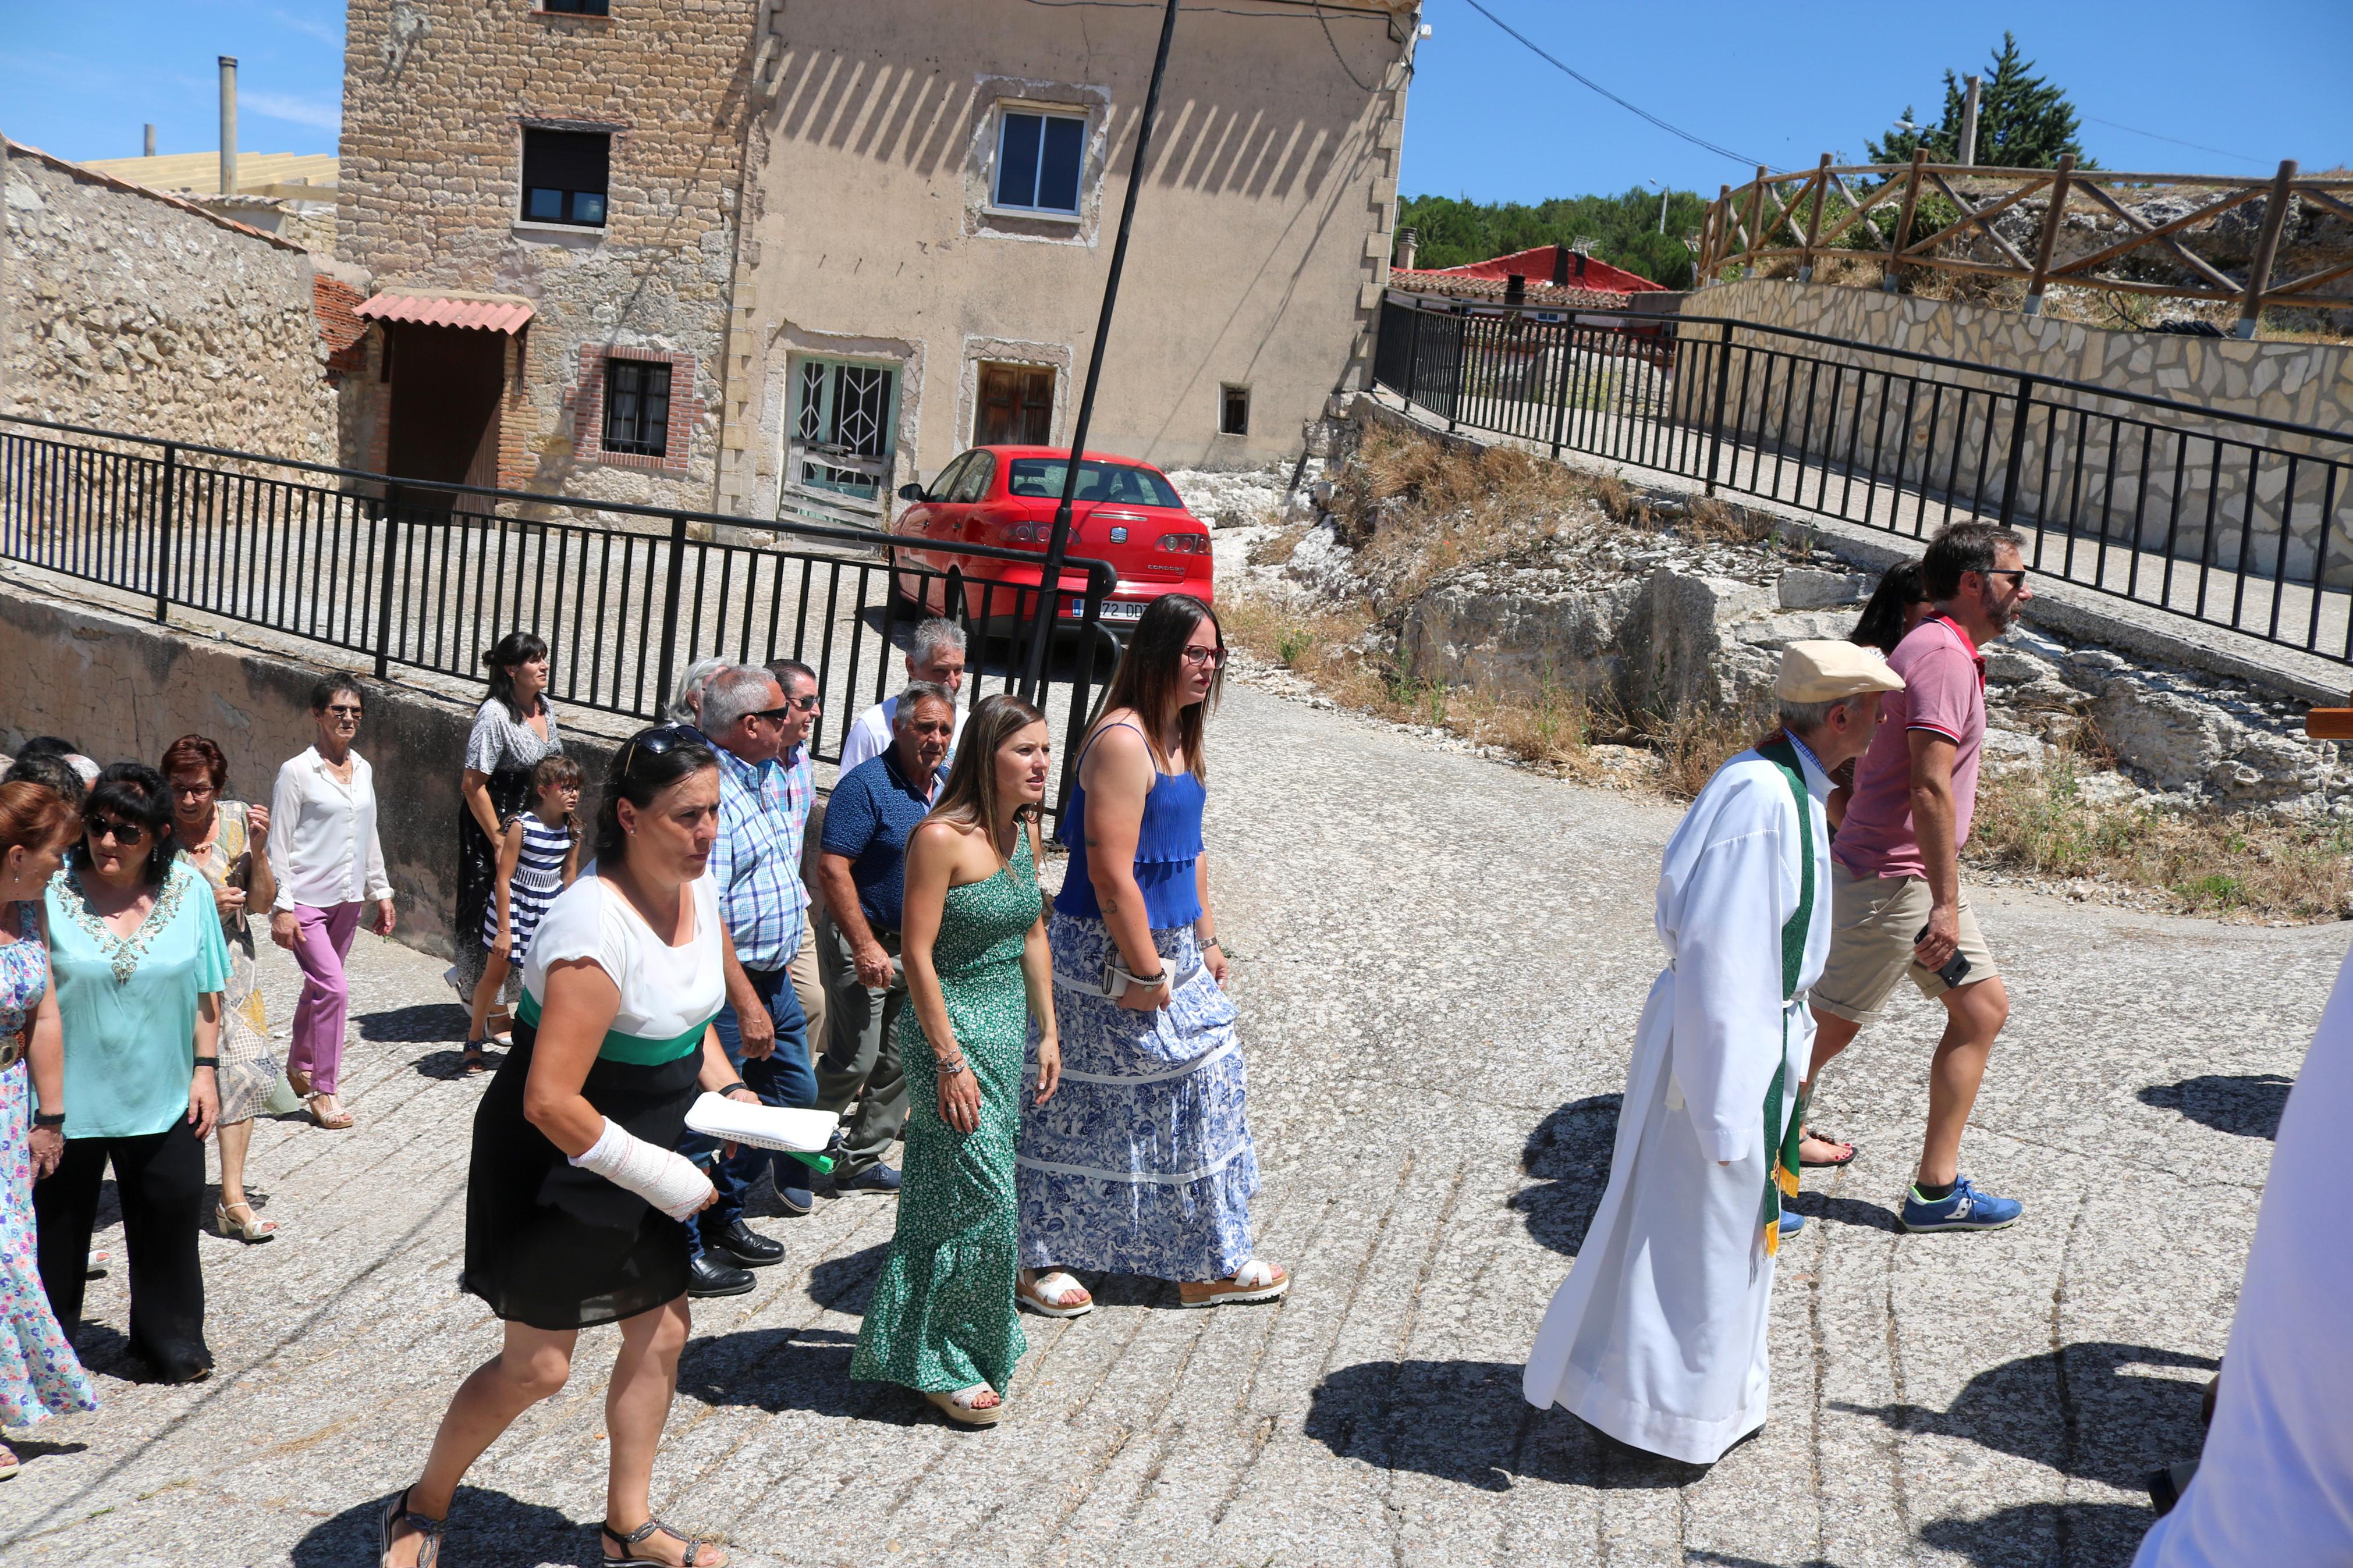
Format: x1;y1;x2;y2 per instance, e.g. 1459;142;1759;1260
1017;0;1181;699
218;56;239;196
1958;74;1981;167
143;123;156;158
1648;179;1668;234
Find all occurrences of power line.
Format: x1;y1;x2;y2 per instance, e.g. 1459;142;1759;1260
1455;0;1774;173
1311;2;1375;93
2082;116;2266;169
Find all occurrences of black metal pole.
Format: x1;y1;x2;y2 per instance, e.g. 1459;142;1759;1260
1018;0;1180;701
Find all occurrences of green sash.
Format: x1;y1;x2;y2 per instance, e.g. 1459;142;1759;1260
1752;737;1816;1257
515;990;708;1066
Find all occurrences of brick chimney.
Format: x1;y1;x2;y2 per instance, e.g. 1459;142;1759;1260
1395;226;1418;271
1504;273;1527;306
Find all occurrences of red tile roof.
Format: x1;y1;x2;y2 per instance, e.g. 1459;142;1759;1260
1425;244;1667;293
354;291;535;333
1389;272;1634;310
314;276;369;375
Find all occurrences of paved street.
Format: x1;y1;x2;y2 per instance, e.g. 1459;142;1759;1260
3;673;2337;1567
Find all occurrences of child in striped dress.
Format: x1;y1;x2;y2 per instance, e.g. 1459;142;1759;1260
463;755;583;1071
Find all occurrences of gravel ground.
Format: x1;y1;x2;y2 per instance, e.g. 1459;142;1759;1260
2;674;2337;1567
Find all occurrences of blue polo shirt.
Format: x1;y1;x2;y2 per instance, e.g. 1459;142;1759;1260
822;748;945;931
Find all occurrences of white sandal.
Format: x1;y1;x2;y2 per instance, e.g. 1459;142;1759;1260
924;1384;1003;1427
1178;1258;1289;1309
1017;1270;1095;1318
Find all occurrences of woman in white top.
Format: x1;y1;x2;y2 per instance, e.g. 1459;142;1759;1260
378;726;757;1568
267;679;395;1132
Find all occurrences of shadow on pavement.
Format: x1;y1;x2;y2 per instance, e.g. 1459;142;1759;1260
1305;1359;1705;1492
2138;1073;2293;1139
1512;1094;1620;1256
805;1239;890;1314
1915;1501;2155;1567
360;1001;472;1046
291;1485;585;1567
1834;1341;2216;1489
676;1326;907;1423
1784;1189;1903;1233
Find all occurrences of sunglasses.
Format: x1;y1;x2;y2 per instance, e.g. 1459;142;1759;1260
620;724;701;778
86;817;148;846
1983;569;2029;589
324;703;364;719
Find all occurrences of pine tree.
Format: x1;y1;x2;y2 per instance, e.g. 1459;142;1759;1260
1866;33;2093;170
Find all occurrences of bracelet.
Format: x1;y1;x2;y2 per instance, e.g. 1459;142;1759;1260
33;1110;64;1129
1199;937;1223;952
192;1055;219;1069
716;1081;751;1098
936;1055;971;1077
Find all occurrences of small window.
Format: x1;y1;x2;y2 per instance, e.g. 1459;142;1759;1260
993;110;1085;214
949;453;996;503
603;359;671;457
1220;385;1250;437
521;128;610;227
540;0;611;12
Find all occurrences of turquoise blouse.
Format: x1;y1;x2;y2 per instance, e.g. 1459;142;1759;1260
47;861;232;1140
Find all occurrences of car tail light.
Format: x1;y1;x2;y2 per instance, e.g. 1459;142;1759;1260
1158;532;1209;554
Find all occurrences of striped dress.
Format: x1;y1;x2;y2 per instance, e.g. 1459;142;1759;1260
482;814;573;960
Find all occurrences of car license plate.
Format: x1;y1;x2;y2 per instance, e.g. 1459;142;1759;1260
1073;598;1147;620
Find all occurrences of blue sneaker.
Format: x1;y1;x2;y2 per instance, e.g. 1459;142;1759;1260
1778;1209;1804;1238
835;1164;903;1195
1901;1176;2022;1233
775;1175;815;1216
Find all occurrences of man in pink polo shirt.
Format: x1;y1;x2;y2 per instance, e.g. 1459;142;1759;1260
1804;522;2033;1233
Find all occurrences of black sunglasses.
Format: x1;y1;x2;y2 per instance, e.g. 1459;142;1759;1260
86;816;147;846
619;724;701;777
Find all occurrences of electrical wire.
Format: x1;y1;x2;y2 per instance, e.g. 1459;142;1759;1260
1456;0;1775;172
2082;116;2266;169
1312;2;1376;92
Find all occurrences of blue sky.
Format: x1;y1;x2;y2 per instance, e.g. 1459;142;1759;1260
3;1;2348;198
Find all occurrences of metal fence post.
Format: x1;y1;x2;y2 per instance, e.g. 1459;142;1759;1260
1703;322;1735;496
1404;305;1424;404
152;442;177;622
1997;374;2036;528
1447;312;1467;432
372;483;403;681
1547;312;1575;459
655;512;689;712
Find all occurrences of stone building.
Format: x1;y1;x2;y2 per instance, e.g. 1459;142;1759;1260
1;138;345;462
335;0;1418;524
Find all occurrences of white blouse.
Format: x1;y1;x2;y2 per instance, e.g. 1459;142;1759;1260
521;866;725;1047
267;746;394;912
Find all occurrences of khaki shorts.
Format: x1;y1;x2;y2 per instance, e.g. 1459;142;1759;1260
1811;863;2000;1022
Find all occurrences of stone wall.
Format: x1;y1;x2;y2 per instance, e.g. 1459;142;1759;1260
1;141;338;463
1683;278;2353;584
0;573;622;961
336;1;753;511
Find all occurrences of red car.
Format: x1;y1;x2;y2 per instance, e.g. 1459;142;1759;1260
888;446;1213;636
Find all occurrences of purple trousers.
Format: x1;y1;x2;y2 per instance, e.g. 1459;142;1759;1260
286;902;362;1096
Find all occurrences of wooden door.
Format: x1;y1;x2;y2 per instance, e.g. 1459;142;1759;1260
974;362;1055;447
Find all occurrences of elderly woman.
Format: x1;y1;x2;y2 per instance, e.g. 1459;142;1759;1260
1016;594;1286;1314
379;727;755;1568
162;734;282;1243
34;764;229;1385
0;781;99;1474
270;680;397;1132
455;633;564;1027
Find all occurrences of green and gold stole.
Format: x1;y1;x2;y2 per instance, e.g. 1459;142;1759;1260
1752;736;1816;1258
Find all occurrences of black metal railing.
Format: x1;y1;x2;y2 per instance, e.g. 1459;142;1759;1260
1372;295;2353;665
0;414;1119;801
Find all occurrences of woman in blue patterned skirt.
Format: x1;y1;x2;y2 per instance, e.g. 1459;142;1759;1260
1015;593;1286;1315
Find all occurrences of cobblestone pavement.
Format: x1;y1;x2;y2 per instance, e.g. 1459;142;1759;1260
5;675;2338;1567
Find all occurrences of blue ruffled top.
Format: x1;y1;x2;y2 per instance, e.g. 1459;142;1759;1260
1054;724;1205;930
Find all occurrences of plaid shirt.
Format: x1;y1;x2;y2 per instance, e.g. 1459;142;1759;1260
707;742;812;971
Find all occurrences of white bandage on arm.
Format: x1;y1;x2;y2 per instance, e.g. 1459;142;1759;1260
567;1117;714;1222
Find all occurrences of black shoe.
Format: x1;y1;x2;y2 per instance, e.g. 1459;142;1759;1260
686;1253;757;1298
702;1218;784;1268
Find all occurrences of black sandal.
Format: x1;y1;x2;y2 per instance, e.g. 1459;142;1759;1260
379;1487;447;1568
459;1040;488;1075
1799;1125;1858;1167
602;1520;724;1567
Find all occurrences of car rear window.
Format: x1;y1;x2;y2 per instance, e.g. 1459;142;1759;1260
1006;458;1183;509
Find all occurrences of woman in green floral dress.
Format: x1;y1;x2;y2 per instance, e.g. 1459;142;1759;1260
851;694;1061;1427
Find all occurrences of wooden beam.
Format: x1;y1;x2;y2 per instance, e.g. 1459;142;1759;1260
1745;168;1768;275
2024;154;2078;312
2057;183;2268;280
2305;703;2353;741
1799;154;1833;278
1910;172;2040;272
1886;149;1927;291
2237;159;2299;337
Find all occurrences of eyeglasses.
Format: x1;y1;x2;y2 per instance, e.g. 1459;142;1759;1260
1179;645;1229;668
620;724;700;777
171;781;217;798
86;817;147;846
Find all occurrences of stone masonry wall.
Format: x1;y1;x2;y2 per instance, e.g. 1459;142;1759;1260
1684;278;2353;584
337;1;755;514
2;142;338;462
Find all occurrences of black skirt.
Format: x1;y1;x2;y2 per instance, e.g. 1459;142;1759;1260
460;1020;699;1331
456;766;534;969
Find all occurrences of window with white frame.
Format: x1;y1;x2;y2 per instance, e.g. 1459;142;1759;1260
786;355;899;511
993;109;1085;215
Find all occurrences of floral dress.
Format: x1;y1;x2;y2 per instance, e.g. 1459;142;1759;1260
0;900;99;1431
178;804;282;1123
851;830;1041;1398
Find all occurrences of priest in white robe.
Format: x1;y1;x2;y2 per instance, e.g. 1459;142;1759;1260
1524;641;1903;1464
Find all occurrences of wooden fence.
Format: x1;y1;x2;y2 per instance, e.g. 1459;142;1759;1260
1698;155;2353;336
